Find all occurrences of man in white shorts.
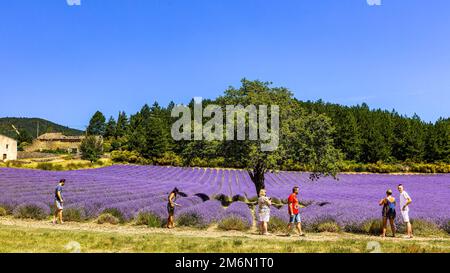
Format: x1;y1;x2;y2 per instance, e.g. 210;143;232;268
398;184;413;238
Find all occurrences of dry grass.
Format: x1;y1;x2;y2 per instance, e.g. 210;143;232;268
0;158;112;170
0;217;449;253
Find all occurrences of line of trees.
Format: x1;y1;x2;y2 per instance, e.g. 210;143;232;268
84;80;450;182
299;100;450;163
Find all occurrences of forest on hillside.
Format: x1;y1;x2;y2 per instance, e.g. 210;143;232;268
0;117;83;142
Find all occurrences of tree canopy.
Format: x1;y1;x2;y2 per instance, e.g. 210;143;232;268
86;111;106;136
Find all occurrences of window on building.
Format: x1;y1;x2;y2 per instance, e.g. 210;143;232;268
6;144;9;150
2;154;6;160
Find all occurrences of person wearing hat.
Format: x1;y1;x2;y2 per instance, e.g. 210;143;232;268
379;189;396;237
166;187;181;229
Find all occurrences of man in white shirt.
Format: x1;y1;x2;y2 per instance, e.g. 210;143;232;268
398;184;413;238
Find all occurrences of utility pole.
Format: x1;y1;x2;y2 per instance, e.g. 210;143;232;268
36;121;40;138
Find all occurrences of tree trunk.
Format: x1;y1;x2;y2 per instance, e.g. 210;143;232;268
248;164;266;197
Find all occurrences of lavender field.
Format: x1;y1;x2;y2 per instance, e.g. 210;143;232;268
0;165;449;231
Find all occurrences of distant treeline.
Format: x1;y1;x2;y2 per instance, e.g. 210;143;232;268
84;85;449;170
298;100;450;163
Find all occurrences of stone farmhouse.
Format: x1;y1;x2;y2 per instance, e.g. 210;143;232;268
0;134;18;161
24;133;85;153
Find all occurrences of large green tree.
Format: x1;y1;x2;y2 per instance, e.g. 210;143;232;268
86;111;106;136
216;79;343;194
115;111;129;138
80;136;104;163
104;116;117;138
126;103;173;160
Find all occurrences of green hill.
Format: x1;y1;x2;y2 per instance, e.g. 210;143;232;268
0;117;84;140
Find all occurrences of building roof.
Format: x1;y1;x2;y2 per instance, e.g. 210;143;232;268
0;134;17;142
37;133;84;141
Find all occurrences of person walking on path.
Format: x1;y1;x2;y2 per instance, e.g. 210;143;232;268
287;186;305;237
166;187;180;229
258;189;272;235
52;179;66;225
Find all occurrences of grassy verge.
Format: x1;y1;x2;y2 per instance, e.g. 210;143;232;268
0;224;449;253
338;161;450;174
0;158;112;171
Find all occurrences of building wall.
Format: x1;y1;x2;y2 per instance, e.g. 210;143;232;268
0;135;18;161
24;140;82;153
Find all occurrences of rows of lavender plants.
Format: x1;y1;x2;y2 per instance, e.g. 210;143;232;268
0;165;449;231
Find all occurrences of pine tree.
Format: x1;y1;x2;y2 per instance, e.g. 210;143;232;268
86;111;106;136
334;109;362;161
115;111;129;138
104;116;117;139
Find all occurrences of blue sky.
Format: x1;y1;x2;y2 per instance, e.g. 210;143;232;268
1;0;449;129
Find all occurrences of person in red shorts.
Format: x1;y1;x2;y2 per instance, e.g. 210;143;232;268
287;186;305;236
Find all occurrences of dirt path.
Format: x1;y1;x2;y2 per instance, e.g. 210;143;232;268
1;217;448;243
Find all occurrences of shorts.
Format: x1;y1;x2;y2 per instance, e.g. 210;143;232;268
259;211;270;222
167;203;175;215
382;208;396;220
55;200;63;210
289;213;301;223
401;210;410;223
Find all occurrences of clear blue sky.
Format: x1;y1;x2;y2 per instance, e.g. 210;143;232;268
1;0;449;129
